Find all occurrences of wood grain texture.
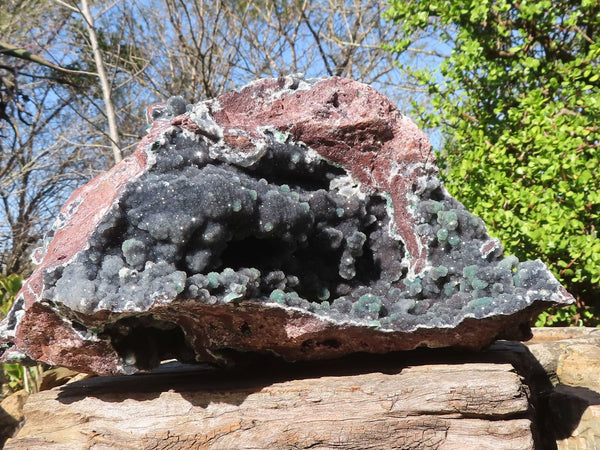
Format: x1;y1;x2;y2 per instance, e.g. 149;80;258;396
6;362;533;449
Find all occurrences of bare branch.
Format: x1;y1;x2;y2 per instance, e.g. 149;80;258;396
79;0;123;163
0;40;96;76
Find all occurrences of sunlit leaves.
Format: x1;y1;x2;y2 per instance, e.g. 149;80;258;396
387;0;600;325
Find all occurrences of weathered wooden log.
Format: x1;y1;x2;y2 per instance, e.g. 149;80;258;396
6;360;534;449
6;328;600;449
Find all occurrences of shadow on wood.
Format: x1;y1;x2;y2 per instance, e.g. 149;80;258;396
6;328;600;449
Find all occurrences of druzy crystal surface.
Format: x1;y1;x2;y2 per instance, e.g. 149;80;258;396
0;76;573;374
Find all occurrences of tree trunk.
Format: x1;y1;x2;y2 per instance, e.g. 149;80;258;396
80;0;122;164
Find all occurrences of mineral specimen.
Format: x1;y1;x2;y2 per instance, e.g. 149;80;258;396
0;75;573;375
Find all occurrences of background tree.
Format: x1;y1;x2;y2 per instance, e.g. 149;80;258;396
0;0;101;276
57;0;124;163
1;0;412;277
126;0;408;103
386;0;600;325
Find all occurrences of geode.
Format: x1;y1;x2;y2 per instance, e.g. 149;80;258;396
0;75;573;375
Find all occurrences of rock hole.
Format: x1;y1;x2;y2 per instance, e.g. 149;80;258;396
301;339;315;351
328;92;340;108
98;214;128;246
219;236;293;272
245;146;346;191
71;321;88;334
353;246;382;284
240;322;251;337
105;316;195;371
319;339;341;349
301;339;342;351
430;186;445;201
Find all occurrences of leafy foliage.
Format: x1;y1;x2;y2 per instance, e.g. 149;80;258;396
535;304;598;327
0;274;21;318
385;0;600;326
2;362;42;393
1;275;23;392
0;274;43;393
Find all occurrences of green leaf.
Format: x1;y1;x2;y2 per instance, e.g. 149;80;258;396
386;0;600;324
